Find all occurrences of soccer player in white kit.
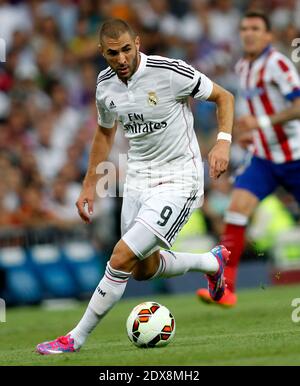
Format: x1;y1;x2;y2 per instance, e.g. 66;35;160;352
36;19;234;354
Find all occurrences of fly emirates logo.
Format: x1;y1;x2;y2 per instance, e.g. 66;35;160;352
123;113;167;134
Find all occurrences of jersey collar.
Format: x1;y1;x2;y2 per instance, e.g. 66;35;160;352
244;44;273;64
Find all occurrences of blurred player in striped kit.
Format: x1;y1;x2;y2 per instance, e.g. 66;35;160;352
198;10;300;307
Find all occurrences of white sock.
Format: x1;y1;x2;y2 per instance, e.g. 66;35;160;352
69;262;131;349
152;250;219;279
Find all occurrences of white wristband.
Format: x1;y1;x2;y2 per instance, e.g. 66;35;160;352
217;132;232;143
257;115;272;130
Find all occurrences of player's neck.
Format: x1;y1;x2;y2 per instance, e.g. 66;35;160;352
246;44;272;63
120;53;141;85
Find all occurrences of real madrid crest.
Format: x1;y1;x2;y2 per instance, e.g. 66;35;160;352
148;91;158;106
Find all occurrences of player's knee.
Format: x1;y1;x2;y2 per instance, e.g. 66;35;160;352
227;202;249;215
228;191;258;216
109;254;126;272
131;268;153;282
109;243;135;272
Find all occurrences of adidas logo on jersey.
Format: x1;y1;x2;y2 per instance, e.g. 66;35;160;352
109;100;116;109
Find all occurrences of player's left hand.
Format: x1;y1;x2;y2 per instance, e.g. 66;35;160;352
208;140;230;179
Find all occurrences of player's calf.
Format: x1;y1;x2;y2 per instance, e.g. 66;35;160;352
132;250;161;281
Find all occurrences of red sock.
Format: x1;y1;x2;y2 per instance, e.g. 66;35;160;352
221;223;246;293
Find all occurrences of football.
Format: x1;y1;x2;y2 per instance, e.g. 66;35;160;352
126;301;176;348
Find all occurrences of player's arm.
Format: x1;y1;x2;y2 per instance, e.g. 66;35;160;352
238;97;300;131
76;123;117;223
206;83;235;179
263;97;300;125
170;61;234;179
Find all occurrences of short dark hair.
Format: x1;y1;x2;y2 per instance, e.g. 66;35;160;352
99;18;136;43
242;10;272;32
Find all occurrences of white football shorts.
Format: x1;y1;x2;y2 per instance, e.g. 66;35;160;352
121;184;203;260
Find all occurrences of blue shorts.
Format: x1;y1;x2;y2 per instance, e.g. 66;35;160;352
234;156;300;203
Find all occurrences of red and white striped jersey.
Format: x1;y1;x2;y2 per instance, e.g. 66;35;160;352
236;45;300;163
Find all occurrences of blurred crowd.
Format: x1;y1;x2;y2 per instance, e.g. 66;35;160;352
0;0;300;251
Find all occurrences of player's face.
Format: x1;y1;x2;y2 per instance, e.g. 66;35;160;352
240;17;272;58
100;32;140;82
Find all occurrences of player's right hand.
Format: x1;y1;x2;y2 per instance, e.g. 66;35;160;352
234;117;254;149
236;115;258;132
76;185;95;224
208;140;230;179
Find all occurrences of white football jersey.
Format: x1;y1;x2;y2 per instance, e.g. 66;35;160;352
95;52;213;193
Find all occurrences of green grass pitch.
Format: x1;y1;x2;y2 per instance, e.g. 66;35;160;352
1;284;300;366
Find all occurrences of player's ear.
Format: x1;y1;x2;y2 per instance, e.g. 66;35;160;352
98;43;104;56
135;35;140;51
